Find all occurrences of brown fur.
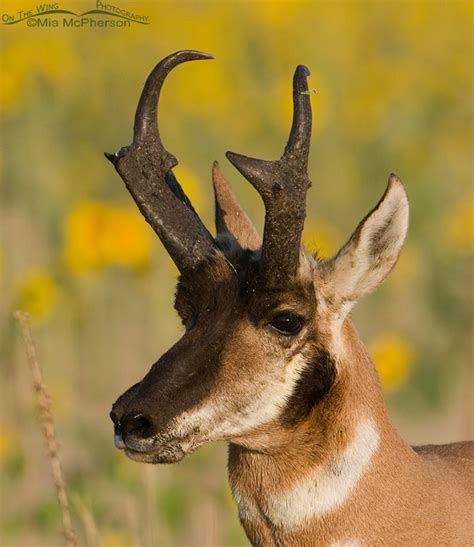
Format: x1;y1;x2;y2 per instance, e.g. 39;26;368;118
229;321;474;545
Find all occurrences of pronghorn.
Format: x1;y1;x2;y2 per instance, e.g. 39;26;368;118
107;51;473;545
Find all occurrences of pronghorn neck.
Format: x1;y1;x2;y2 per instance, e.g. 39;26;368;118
227;321;413;542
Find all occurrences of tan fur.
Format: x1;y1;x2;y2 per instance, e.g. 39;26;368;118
229;321;474;546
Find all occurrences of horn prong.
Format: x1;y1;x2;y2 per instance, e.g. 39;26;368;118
225;152;274;200
106;50;217;273
225;64;313;284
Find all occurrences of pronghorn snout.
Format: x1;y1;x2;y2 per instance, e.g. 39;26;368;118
109;374;198;464
110;383;157;454
110;408;170;461
110;402;190;463
112;412;155;451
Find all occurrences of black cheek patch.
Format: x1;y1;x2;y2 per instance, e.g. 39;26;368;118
280;349;336;428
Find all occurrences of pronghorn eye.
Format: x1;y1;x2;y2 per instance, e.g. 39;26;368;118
269;313;304;336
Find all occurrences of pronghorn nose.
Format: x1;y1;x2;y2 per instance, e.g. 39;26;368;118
121;413;154;439
109;410;120;428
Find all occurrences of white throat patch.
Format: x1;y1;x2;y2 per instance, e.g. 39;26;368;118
236;417;380;528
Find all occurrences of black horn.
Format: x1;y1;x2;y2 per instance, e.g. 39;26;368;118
105;50;217;273
226;65;313;285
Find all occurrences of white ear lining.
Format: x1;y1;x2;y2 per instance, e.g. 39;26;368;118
319;174;409;316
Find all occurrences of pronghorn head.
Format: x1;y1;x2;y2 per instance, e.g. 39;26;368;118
107;51;409;464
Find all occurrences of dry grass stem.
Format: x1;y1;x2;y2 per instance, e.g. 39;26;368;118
73;495;99;547
14;310;78;547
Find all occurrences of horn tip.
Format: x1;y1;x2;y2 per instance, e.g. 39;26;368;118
226;150;273;172
176;50;215;61
225;151;250;173
293;65;311;93
225;150;245;165
296;64;310;77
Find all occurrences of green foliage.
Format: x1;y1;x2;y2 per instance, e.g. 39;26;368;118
157;484;191;533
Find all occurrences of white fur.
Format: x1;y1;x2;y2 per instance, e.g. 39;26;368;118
172;354;308;441
259;417;380;528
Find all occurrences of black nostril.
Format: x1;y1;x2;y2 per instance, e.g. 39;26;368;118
121;413;154;439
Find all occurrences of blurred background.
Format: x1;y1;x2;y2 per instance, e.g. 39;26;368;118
1;1;472;545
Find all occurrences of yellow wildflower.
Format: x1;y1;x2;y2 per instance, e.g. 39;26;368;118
0;426;15;463
99;529;134;547
15;271;58;323
0;35;78;111
64;202;153;273
100;208;153;270
251;0;303;26
369;334;415;393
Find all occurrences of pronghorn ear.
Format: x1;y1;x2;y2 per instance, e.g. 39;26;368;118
212;161;261;251
320;174;409;316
